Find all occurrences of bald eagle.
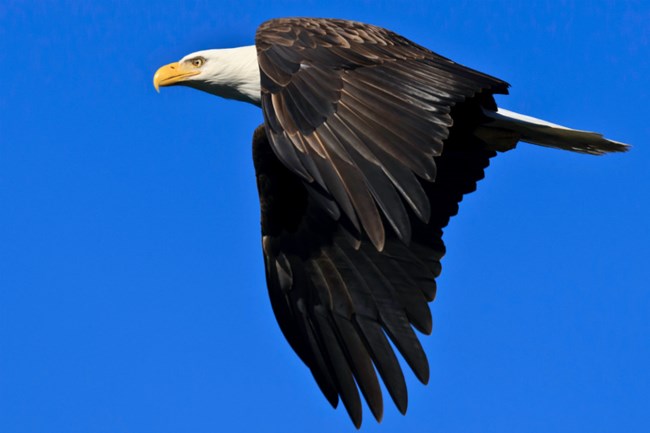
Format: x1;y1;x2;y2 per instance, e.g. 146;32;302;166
153;18;627;428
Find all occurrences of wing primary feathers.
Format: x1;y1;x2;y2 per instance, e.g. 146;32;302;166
356;316;409;414
355;244;430;384
333;315;384;422
298;304;341;408
331;238;430;384
312;311;363;428
382;240;441;302
328;242;410;413
374;242;433;334
317;251;384;421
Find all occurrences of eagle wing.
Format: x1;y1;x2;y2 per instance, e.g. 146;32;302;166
255;17;508;250
254;18;508;427
254;120;496;426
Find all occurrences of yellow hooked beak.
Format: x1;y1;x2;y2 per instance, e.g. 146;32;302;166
153;62;200;92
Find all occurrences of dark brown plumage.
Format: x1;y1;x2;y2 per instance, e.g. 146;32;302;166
254;102;496;427
154;16;628;429
253;20;508;426
257;18;509;253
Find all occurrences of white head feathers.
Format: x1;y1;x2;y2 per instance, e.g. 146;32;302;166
178;45;261;106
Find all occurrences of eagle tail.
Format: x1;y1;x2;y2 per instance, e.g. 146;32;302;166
479;108;629;155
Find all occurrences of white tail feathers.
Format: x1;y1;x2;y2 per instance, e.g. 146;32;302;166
482;108;629;155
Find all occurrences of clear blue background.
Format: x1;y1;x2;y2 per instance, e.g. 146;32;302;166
1;1;648;432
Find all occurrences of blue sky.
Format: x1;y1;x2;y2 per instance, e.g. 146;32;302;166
1;1;649;432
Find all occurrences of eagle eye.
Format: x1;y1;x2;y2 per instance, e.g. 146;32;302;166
189;57;205;68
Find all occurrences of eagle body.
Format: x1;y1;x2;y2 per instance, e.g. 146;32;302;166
153;18;627;427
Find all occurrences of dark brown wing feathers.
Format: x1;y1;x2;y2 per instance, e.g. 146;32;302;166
254;122;496;426
254;18;505;427
256;17;507;250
